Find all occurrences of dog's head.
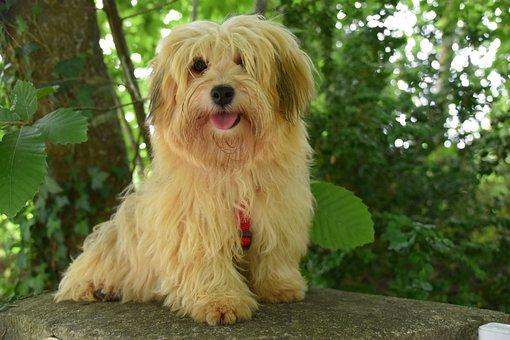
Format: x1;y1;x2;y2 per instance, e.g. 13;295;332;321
149;15;314;169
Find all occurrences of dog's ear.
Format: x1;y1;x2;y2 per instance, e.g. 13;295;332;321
269;22;315;122
148;58;177;128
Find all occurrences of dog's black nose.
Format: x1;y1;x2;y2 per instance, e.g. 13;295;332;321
211;85;235;106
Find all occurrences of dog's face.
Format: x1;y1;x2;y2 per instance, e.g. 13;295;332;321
149;15;314;169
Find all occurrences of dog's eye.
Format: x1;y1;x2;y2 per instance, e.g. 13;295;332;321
192;58;207;73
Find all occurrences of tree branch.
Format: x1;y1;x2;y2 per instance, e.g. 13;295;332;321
120;0;179;21
131;130;144;175
114;97;146;175
73;98;148;112
35;76;116;87
103;0;152;157
191;0;198;21
253;0;266;15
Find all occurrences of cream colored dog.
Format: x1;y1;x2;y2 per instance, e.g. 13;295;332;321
55;14;314;325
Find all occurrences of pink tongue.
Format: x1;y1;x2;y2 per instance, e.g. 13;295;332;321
210;113;239;130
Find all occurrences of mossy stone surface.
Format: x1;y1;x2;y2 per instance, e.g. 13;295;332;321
1;288;509;339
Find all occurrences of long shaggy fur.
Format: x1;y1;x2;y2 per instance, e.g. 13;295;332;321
55;15;315;325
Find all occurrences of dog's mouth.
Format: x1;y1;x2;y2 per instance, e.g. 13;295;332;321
210;111;241;130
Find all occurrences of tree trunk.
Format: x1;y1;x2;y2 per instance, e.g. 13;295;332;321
2;0;130;288
433;0;458;146
191;0;198;21
253;0;266;15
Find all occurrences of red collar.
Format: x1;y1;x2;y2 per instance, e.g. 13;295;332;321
237;209;252;251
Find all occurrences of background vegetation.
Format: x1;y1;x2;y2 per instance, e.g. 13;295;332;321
1;0;509;313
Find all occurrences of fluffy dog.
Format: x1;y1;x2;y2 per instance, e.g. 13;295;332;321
55;14;314;325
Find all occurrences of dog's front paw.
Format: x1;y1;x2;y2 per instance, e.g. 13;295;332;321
254;278;307;303
259;286;305;303
192;296;257;326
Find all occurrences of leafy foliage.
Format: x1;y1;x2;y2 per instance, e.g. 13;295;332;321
35;86;57;100
0;81;88;217
285;0;510;312
0;127;47;217
311;181;374;250
11;80;37;121
34;108;88;144
0;108;20;122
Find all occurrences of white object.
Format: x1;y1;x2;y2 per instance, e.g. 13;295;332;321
479;323;510;340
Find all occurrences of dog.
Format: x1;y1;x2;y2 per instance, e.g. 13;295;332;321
55;14;315;325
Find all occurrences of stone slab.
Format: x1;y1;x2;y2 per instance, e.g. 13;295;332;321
1;288;510;339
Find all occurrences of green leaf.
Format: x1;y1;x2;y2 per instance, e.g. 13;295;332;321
36;86;58;99
34;108;88;144
44;176;63;194
74;220;89;236
88;167;109;190
75;193;91;211
46;217;61;237
16;41;39;57
15;16;27;34
0;108;20;122
311;181;374;250
32;3;42;17
53;55;86;78
0;127;48;217
382;222;415;251
11;80;37;121
0;0;16;11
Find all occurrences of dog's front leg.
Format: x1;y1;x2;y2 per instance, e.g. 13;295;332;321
248;246;308;303
163;251;258;325
248;188;311;303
